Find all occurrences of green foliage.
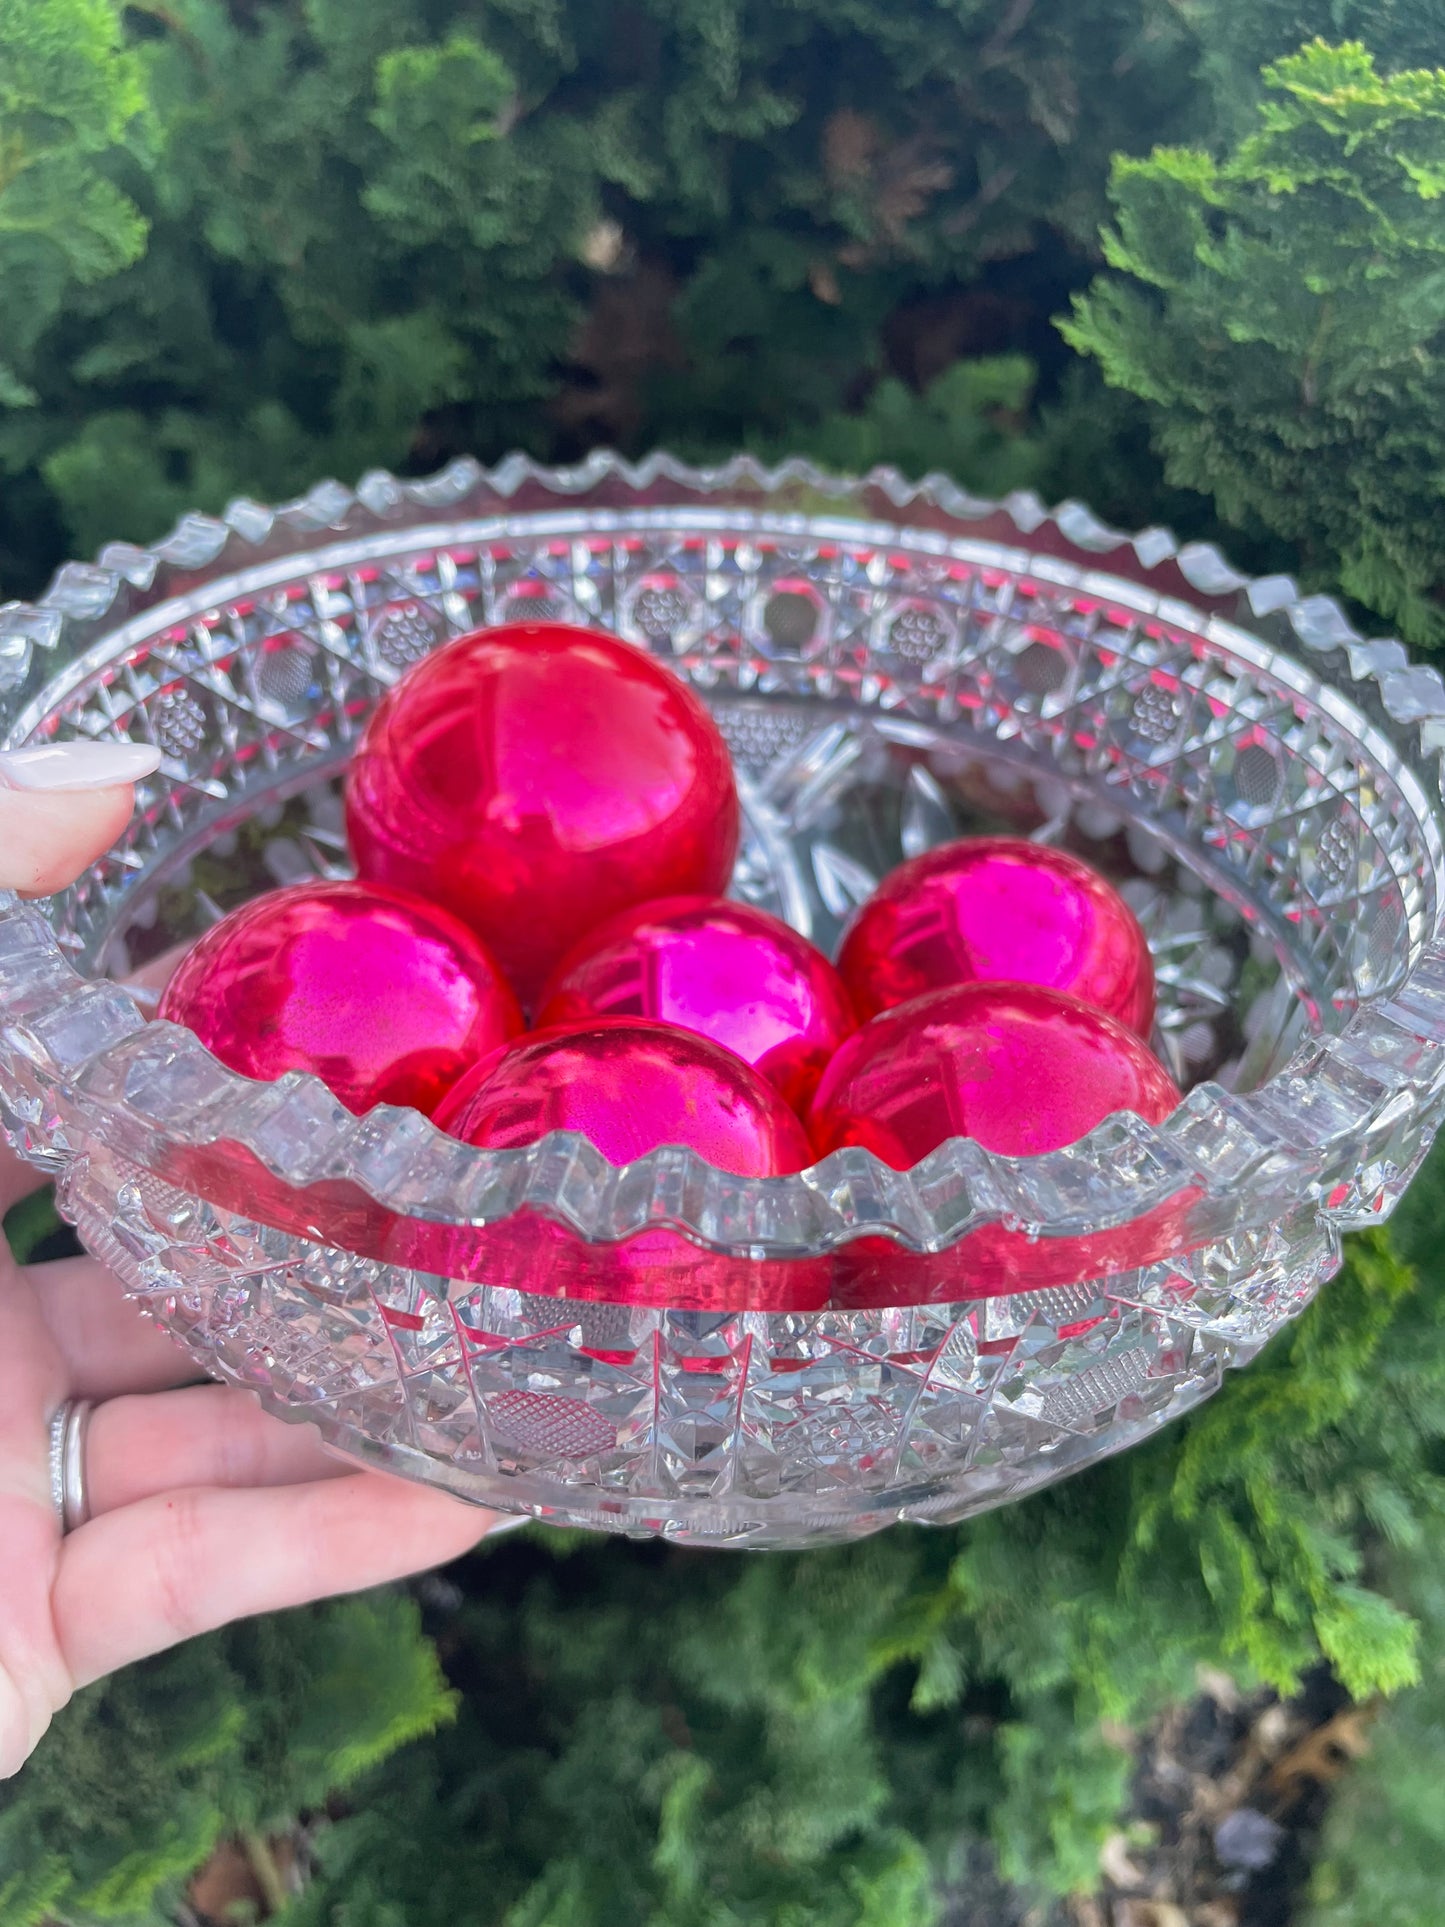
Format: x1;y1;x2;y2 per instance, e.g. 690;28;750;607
990;1709;1131;1896
1187;0;1445;132
0;0;148;406
227;1546;956;1927
0;0;1205;588
0;1592;456;1926
3;1185;64;1265
1305;1533;1445;1926
1065;40;1445;644
750;356;1045;497
1299;1111;1445;1925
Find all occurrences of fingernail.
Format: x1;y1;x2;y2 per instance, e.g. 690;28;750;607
484;1512;532;1537
0;742;163;792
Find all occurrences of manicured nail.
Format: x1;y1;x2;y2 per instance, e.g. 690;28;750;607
484;1512;532;1537
0;742;163;792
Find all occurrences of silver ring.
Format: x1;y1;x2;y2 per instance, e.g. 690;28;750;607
47;1399;93;1535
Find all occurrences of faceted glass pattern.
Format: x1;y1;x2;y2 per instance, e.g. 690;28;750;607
2;452;1445;1544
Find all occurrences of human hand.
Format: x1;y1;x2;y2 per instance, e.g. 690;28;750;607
0;744;505;1779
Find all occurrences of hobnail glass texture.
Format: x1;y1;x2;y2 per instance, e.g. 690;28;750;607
4;451;1445;1547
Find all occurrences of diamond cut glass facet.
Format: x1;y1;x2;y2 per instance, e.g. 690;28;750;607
2;452;1444;1545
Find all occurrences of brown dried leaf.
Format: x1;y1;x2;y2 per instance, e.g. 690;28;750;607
1195;1666;1243;1712
1193;1904;1241;1927
1266;1703;1377;1795
941;162;1019;235
1251;1702;1299;1756
808;260;842;306
1113;1902;1189;1927
580;219;626;273
871;137;955;243
187;1833;299;1922
188;1840;266;1924
822;109;953;262
1068;1899;1109;1927
1099;1832;1147;1890
822;108;879;182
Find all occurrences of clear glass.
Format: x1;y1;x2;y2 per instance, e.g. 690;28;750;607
3;452;1444;1546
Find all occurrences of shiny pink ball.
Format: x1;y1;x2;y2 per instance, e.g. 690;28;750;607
812;983;1184;1304
346;621;740;1005
536;896;857;1114
838;836;1156;1035
810;982;1180;1169
434;1017;822;1310
440;1016;812;1171
158;880;522;1118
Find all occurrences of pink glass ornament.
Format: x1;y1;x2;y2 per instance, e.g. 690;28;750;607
810;981;1179;1167
838;836;1156;1035
440;1015;811;1169
536;895;857;1114
430;1016;826;1309
346;621;740;1005
158;879;522;1118
811;983;1184;1304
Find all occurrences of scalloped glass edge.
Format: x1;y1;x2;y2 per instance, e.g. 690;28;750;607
1;450;1444;1269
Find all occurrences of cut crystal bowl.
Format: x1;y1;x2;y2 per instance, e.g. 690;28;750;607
4;453;1445;1548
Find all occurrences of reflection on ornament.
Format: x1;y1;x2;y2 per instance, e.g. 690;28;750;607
538;895;856;1113
839;836;1155;1035
158;880;522;1117
810;981;1179;1165
346;621;739;1003
811;982;1184;1302
432;1016;826;1309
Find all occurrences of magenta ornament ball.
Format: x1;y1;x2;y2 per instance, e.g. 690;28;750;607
157;879;523;1118
808;982;1184;1304
537;896;857;1114
809;981;1180;1169
439;1015;813;1174
838;836;1156;1036
345;621;741;1005
433;1016;823;1310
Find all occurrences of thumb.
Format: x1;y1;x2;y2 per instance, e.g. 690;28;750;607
0;743;162;897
